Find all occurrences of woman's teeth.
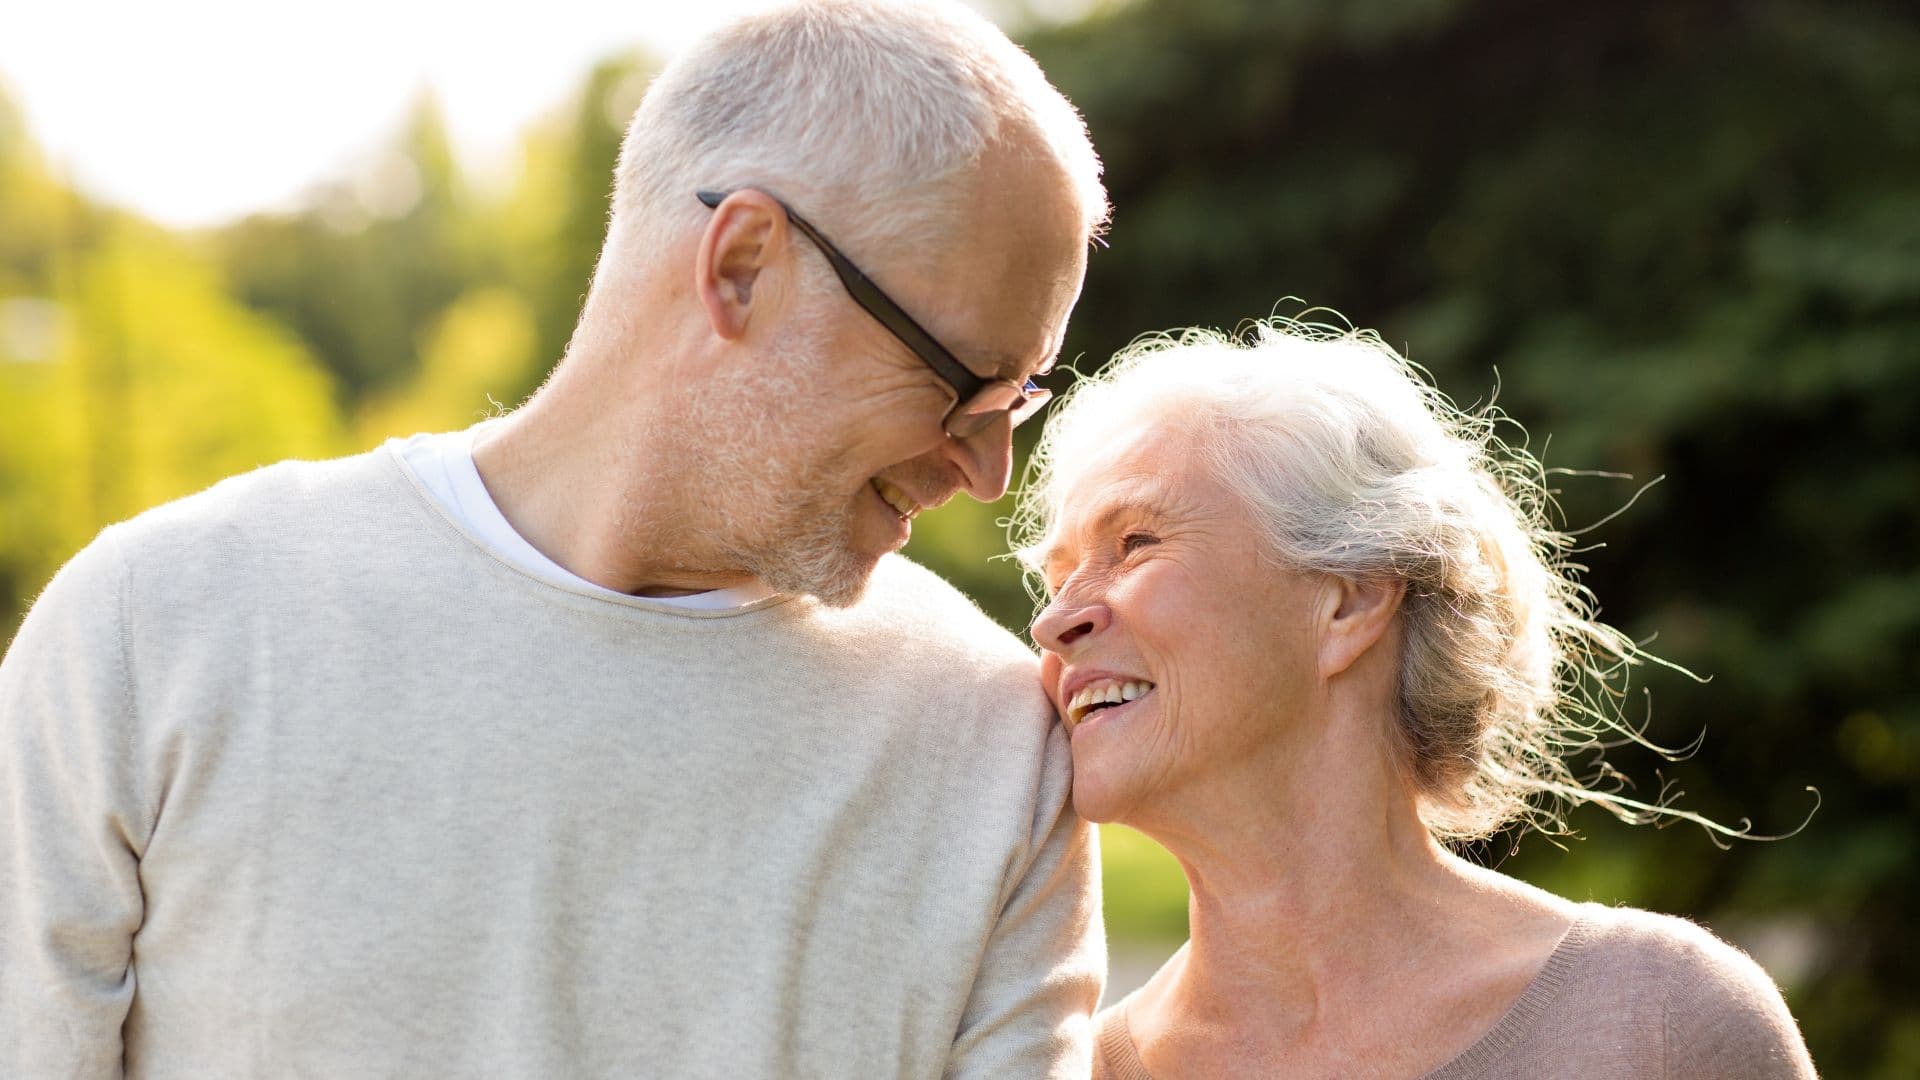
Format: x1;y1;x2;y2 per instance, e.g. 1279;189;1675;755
1066;679;1154;726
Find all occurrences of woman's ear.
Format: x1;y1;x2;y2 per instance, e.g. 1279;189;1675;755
693;190;786;341
1320;576;1405;679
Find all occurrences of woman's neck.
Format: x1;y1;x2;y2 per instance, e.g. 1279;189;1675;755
1120;705;1575;1072
1144;769;1459;1024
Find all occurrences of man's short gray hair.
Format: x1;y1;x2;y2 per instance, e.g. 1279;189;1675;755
1016;317;1677;843
610;0;1107;260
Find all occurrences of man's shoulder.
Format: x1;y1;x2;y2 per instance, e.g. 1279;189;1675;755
106;447;406;564
86;446;431;616
861;554;1039;669
821;555;1053;729
10;448;412;666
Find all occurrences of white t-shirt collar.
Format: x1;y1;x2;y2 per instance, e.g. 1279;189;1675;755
396;425;777;610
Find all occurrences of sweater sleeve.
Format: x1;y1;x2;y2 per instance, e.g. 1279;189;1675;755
0;529;150;1078
944;719;1105;1079
1662;920;1818;1080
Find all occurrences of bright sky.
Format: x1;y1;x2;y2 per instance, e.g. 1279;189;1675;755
0;0;1069;228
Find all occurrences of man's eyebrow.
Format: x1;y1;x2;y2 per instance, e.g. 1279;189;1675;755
970;349;1026;382
970;347;1056;383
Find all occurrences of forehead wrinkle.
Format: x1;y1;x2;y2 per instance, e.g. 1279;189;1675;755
904;261;1059;382
919;264;1071;386
1039;477;1189;580
957;298;1069;382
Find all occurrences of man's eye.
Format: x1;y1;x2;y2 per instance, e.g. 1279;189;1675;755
1120;532;1158;554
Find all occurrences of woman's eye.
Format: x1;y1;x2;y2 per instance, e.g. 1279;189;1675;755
1120;532;1158;554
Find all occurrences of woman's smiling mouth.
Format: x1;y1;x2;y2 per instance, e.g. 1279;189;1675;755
1064;678;1155;730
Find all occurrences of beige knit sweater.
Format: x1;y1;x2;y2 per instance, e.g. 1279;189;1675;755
0;446;1103;1078
1094;902;1815;1078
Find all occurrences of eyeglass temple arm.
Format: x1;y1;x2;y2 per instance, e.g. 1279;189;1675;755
697;190;986;397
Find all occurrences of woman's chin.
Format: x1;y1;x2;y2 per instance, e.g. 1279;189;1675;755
1069;772;1135;825
1070;789;1111;823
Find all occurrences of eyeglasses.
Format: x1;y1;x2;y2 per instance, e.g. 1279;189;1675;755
697;189;1053;439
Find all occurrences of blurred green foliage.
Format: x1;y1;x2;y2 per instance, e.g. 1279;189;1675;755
1098;825;1190;945
1;1;1915;1072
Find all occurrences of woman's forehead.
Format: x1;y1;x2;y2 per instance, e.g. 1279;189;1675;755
1031;412;1209;567
1038;468;1209;575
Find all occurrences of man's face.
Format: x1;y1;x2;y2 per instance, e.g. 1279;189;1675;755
710;144;1091;606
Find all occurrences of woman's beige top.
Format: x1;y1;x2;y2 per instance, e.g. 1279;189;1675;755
1095;902;1817;1079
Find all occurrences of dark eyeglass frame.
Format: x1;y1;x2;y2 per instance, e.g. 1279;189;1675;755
697;189;1052;438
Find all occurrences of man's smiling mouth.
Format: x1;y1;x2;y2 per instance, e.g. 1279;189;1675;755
871;477;922;519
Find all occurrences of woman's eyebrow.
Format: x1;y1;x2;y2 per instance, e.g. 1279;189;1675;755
1041;489;1183;577
1090;488;1182;531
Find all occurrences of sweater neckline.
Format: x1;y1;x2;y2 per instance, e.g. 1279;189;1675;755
1099;907;1601;1080
1419;907;1599;1077
378;440;802;621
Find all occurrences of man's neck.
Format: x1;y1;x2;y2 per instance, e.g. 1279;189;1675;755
470;350;759;599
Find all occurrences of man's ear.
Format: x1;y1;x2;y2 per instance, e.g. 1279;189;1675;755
693;190;787;341
1320;575;1405;679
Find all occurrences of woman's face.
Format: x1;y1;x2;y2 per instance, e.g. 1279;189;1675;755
1031;419;1332;825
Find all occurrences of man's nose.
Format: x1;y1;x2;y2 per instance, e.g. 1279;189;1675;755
1030;591;1110;654
942;415;1015;503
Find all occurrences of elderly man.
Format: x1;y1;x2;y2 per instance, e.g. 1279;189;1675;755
0;2;1108;1075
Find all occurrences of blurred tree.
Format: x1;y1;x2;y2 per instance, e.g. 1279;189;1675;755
212;93;477;404
356;286;537;442
490;53;659;406
1;218;345;639
204;55;659;419
1018;0;1918;1071
0;90;74;296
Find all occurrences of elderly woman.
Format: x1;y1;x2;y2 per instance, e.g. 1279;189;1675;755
1020;320;1816;1078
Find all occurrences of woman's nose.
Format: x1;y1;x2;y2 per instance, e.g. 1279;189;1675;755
1030;593;1110;653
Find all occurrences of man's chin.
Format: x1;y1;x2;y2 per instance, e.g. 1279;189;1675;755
808;572;874;609
755;544;881;608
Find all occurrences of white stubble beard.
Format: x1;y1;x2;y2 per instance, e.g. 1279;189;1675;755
680;312;877;607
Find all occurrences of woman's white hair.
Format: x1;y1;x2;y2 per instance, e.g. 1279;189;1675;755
1015;316;1685;843
608;0;1107;261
